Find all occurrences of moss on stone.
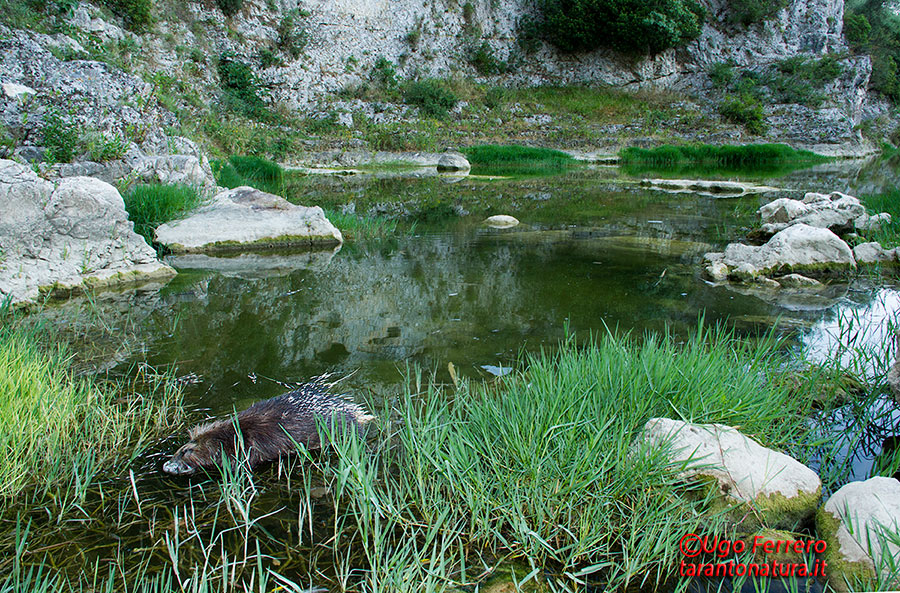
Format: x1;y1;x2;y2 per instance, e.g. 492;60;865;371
815;505;876;592
165;234;341;254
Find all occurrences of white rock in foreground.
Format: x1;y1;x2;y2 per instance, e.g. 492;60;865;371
0;159;174;306
704;223;855;281
155;186;342;253
639;418;821;527
483;215;519;228
818;477;900;588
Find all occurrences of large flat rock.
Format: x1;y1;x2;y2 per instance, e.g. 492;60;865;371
0;159;174;306
155;186;343;253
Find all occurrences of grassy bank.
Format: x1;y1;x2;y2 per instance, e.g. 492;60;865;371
122;183;202;246
620;143;829;168
463;144;576;177
1;324;829;591
0;319;184;507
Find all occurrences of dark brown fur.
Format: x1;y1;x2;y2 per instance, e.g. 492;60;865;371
163;381;373;475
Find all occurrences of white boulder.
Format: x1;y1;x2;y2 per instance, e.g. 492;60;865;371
818;477;900;588
704;224;856;281
483;215;520;228
436;152;471;172
639;418;821;527
0;160;174;306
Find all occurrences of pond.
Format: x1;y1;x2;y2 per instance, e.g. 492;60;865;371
11;157;900;591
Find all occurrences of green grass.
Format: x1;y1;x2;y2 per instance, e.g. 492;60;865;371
212;155;287;195
0;320;183;506
122;183;202;245
857;188;900;247
619;143;829;177
324;209;400;241
463;144;576;176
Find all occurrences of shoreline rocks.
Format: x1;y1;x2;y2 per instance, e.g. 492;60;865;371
155;186;343;253
0;159;175;307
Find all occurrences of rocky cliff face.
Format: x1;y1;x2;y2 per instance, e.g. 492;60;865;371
0;0;884;158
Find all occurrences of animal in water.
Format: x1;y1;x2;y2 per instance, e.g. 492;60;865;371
162;380;373;476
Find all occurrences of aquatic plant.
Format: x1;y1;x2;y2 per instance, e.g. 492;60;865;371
122;183;202;245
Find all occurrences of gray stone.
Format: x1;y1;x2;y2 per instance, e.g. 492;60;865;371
853;241;895;264
759;192;867;235
436;152;471;172
131;154;217;197
856;212;892;233
1;82;36;99
639;418;821;527
0;159;174;307
483;215;519;228
706;223;856;281
166;248;340;279
155;186;343;253
818;477;900;586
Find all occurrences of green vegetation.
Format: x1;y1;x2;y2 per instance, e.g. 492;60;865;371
216;0;243;17
100;0;153;33
845;12;872;47
463;144;576;176
324;209;400;240
620;143;829;170
41;112;79;164
0;320;182;504
86;131;128;162
217;51;272;120
213;154;286;195
718;94;767;134
727;0;788;26
858;188;900;247
843;1;900;102
276;9;309;59
402;79;459;119
469;41;507;75
533;0;705;55
121;183;202;245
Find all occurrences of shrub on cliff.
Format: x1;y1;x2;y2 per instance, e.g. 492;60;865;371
533;0;706;55
844;12;871;48
216;0;242;17
101;0;152;33
217;52;271;120
719;94;767;135
727;0;788;26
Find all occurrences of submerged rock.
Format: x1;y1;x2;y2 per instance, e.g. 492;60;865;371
703;224;856;281
817;477;900;589
638;418;821;528
640;178;778;197
0;159;174;306
155;186;342;253
483;215;520;228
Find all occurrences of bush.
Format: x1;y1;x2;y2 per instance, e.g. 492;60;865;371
87;132;128;162
469;41;506;75
276;10;309;59
402;79;458;119
727;0;788;26
534;0;705;55
718;94;768;135
42;112;79;163
100;0;152;33
844;12;871;48
371;57;398;90
122;184;202;245
708;61;735;89
216;0;242;17
217;51;271;120
464;144;574;166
